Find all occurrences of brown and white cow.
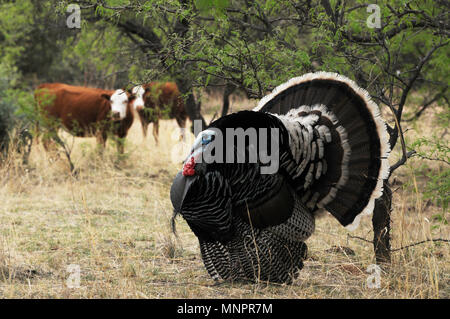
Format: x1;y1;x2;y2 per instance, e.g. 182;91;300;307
131;82;187;144
35;83;135;154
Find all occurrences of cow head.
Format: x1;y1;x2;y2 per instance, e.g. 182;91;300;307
102;89;129;120
131;85;148;112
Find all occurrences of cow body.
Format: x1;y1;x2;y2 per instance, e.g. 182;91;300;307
35;83;134;153
132;82;187;143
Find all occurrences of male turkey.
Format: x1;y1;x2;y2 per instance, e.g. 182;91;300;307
170;72;390;283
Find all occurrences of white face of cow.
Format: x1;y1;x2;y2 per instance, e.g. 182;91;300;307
110;89;128;120
132;86;145;112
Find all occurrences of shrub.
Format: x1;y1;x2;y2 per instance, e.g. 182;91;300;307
0;63;33;163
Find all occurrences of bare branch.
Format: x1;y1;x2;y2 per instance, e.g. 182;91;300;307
405;87;449;121
348;235;450;252
391;238;450;252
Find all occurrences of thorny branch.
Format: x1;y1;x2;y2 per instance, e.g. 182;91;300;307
348;235;450;252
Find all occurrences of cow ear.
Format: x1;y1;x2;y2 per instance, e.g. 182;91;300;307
101;93;111;101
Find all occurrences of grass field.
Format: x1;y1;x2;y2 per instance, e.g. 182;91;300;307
0;93;448;298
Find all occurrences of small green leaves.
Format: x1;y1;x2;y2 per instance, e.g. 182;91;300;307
195;0;229;15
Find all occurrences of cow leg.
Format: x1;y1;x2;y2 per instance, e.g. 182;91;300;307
42;132;63;170
179;127;186;142
153;120;159;145
42;129;59;154
42;136;52;152
138;113;149;138
175;116;187;142
116;137;125;155
43;137;59;160
142;122;149;139
96;131;107;154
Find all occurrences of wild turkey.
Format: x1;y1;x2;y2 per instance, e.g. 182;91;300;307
170;72;390;283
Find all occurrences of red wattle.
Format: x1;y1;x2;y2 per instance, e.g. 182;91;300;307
182;157;196;176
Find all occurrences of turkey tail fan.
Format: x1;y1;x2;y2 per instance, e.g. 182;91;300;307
255;72;390;230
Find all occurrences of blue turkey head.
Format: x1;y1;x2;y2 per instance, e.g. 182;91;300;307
182;129;219;176
171;129;219;213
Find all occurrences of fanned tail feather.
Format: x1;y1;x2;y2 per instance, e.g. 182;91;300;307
255;72;391;230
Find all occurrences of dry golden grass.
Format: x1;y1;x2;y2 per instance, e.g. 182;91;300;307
0;94;448;299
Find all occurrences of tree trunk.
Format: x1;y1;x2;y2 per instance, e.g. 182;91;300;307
222;83;236;117
175;78;206;135
372;181;392;264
